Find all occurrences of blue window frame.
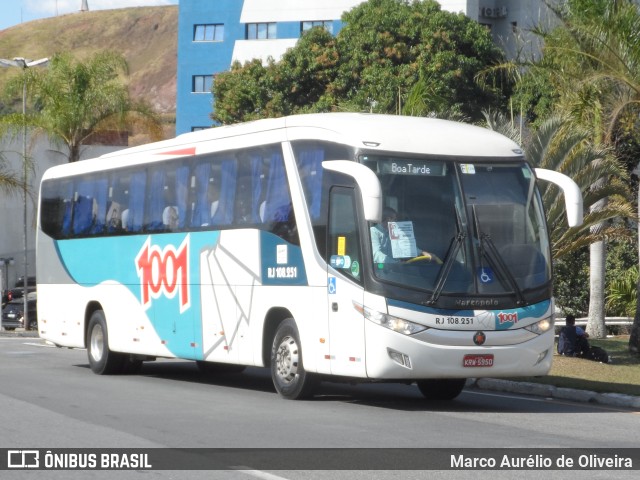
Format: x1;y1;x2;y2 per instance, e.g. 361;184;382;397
194;24;224;42
247;23;277;40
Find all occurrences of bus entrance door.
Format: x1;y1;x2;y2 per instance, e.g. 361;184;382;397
327;186;366;377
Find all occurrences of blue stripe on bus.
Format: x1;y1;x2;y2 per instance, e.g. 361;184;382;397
55;230;307;358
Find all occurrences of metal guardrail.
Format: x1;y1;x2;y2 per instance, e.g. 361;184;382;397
555;317;634;326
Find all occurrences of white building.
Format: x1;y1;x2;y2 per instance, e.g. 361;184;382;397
438;0;557;61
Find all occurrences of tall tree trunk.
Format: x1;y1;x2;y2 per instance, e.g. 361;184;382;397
631;189;640;354
587;238;607;338
630;278;640;355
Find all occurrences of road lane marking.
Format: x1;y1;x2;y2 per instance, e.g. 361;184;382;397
232;467;291;480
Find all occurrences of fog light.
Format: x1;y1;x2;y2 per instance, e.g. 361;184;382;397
535;349;550;365
388;348;412;368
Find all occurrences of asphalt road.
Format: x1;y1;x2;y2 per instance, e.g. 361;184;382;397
0;335;638;480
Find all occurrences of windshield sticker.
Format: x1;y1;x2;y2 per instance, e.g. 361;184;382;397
389;221;418;258
478;267;494;284
330;255;352;269
460;164;476;174
337;236;346;256
350;261;360;278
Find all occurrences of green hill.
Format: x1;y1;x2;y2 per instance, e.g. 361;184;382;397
0;6;177;116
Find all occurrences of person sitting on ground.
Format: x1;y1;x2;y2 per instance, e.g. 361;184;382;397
558;314;591;357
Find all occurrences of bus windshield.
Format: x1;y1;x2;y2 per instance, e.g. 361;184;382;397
361;155;551;303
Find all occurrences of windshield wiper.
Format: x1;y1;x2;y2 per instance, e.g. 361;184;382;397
424;232;465;306
472;205;526;306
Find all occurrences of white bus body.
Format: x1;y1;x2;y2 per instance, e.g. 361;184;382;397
37;113;581;400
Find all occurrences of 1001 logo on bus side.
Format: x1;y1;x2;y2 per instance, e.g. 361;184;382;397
135;236;190;313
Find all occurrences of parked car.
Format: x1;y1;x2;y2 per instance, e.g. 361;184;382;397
2;289;12;308
9;276;37;300
1;292;37;330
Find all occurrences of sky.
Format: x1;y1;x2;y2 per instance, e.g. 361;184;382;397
0;0;179;32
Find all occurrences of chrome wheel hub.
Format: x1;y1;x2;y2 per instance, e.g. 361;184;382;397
275;335;299;384
90;324;104;362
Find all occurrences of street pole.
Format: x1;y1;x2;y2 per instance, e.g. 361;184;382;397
0;57;49;330
22;73;28;329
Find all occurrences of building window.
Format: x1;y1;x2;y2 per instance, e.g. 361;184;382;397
194;24;224;42
301;21;333;34
247;23;277;40
193;75;213;93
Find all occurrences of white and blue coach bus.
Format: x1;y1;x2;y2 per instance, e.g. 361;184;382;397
37;113;582;400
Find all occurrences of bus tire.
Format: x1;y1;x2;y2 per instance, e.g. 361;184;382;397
86;310;125;375
270;318;316;400
416;378;466;400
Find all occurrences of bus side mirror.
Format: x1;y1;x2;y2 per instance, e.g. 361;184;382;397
534;168;583;227
322;160;382;222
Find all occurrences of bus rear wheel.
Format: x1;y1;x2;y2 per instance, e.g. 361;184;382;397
87;310;126;375
416;378;466;400
270;318;316;400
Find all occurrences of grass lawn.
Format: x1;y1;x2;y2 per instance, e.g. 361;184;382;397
503;336;640;397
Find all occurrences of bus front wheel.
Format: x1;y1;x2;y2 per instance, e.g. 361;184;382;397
416;378;466;400
270;318;316;400
86;310;125;375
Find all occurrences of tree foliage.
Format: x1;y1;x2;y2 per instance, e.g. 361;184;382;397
484;112;634;259
1;51;162;162
213;0;508;124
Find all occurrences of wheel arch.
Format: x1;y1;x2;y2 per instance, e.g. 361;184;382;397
261;307;294;367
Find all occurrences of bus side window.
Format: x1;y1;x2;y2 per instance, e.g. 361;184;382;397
297;146;324;221
328;187;362;282
210;157;237;225
234;153;263;224
72;178;108;236
191;161;213;227
146;169;167;231
126;170;147;232
262;150;299;245
40;180;73;239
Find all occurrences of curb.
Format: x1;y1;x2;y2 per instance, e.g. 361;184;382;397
470;378;640;409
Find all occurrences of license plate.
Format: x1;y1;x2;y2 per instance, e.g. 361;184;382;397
463;354;494;367
7;313;16;319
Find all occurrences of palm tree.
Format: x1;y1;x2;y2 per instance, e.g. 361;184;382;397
484;112;634;260
0;155;22;195
537;0;640;350
606;265;638;317
1;51;162;162
498;1;640;343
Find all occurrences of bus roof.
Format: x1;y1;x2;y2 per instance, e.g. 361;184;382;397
42;113;523;179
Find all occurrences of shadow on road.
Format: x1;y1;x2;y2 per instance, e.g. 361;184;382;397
72;359;614;413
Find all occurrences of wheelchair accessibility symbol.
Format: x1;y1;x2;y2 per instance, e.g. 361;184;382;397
478;267;494;284
328;277;337;294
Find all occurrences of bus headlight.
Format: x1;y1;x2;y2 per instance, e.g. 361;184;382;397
523;317;553;335
354;303;428;336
